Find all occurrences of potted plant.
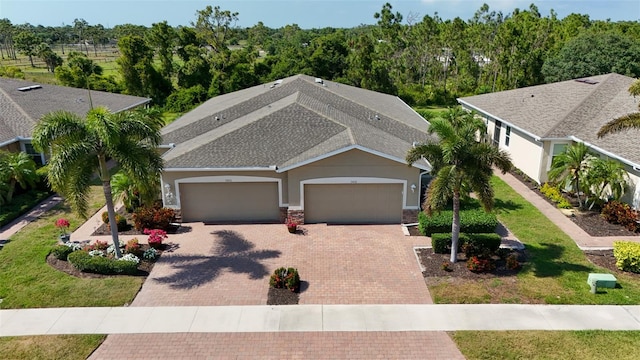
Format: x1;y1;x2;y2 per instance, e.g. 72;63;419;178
285;217;298;233
55;218;71;242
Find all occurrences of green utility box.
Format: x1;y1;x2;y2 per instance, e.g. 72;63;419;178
587;273;617;293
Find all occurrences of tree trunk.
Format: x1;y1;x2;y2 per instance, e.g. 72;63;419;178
99;156;122;258
450;189;461;263
6;179;16;204
28;54;34;67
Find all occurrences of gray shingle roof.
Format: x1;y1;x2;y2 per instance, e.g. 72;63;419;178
0;77;151;145
459;73;640;166
162;74;432;169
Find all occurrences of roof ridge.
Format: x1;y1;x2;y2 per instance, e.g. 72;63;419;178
542;74;615;138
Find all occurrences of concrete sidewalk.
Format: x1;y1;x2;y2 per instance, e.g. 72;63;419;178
0;194;62;243
2;304;639;337
495;171;640;250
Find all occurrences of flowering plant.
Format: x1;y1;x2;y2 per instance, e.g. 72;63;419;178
285;217;298;228
55;218;70;235
144;228;167;249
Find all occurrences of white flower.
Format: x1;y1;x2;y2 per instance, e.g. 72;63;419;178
65;242;82;251
89;250;104;257
143;247;158;260
119;253;140;264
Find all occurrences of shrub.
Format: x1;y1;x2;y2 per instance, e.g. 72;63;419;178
418;210;498;236
133;207;175;231
143;247;159;260
613;241;640;273
51;244;76;260
463;233;502;257
506;253;520;270
269;267;300;292
466;256;495;273
144;229;167;249
68;251;138;275
540;183;573;209
125;238;142;256
431;233;468;254
101;211;128;231
602;201;638;232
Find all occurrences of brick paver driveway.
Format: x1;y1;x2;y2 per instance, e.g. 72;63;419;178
90;223;464;359
132;223;432;306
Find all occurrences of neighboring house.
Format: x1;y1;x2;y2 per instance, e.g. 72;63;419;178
0;77;151;164
159;74;433;224
458;73;640;209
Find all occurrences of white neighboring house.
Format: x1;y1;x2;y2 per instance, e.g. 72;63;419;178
458;73;640;209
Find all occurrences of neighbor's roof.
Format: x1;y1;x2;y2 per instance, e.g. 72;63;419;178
458;73;640;166
161;74;432;170
0;77;151;146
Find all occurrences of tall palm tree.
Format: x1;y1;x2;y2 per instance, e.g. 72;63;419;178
407;107;512;263
547;142;593;209
598;79;640;137
0;151;38;203
33;106;164;257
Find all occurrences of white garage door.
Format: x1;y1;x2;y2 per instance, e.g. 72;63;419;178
304;183;403;224
180;182;280;223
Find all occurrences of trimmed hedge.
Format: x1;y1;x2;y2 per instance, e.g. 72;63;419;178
431;233;501;255
418;209;498;236
51;245;76;260
613;241;640;273
67;251;138;275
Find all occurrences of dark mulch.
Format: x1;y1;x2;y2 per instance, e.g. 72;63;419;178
46;243;165;278
416;248;526;280
584;250;639;278
510;170;638;237
267;287;299;305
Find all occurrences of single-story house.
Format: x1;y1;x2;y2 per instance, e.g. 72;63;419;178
0;77;151;164
159;74;433;224
458;73;640;209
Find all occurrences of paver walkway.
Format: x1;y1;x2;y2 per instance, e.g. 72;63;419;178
0;195;62;243
495;171;640;249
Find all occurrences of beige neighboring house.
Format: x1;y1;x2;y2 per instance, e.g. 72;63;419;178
458;73;640;209
159;74;433;224
0;77;151;164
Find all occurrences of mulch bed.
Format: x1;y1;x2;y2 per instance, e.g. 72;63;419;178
46;243;165;278
584;250;639;278
417;248;526;280
267;287;299;305
510;169;638;237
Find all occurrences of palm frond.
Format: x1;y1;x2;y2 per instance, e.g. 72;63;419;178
33;111;87;152
597;112;640;137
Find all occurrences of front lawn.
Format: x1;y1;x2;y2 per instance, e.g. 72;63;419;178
454;330;640;360
427;176;640;304
0;185;144;308
0;335;103;360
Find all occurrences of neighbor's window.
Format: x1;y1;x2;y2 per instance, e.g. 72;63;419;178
23;143;43;166
505;126;511;147
493;120;502;146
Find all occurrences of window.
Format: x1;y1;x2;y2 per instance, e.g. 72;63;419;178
493;120;502;146
23;143;43;166
549;143;568;169
505;126;511;147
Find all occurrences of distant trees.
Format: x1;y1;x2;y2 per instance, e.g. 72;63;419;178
14;31;40;67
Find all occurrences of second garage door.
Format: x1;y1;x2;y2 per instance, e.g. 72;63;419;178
179;182;280;223
304;183;403;224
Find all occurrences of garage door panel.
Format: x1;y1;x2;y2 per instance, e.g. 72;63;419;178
305;184;402;224
180;182;280;223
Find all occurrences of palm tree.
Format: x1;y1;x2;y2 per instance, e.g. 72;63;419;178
0;151;38;203
407;107;512;263
598;79;640;137
547;142;593;208
583;158;629;209
32;106;164;257
111;171;159;213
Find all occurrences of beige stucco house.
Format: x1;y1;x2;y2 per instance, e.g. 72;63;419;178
458;73;640;209
159;74;433;224
0;77;150;164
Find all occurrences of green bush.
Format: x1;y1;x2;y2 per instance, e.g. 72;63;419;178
101;212;128;231
613;241;640;273
68;251;138;275
51;245;75;260
269;267;300;292
0;190;52;227
431;233;468;254
418;209;498;236
540;183;573;209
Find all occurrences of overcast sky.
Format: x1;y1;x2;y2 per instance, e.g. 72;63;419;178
1;0;639;29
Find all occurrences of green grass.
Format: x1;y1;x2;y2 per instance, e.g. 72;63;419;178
0;335;104;360
428;176;640;304
454;331;640;360
0;185;144;309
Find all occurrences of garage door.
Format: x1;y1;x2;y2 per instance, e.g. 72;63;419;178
179;182;280;223
304;183;403;224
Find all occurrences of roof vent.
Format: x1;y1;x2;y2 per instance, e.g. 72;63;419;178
315;78;324;84
274;79;283;85
17;84;42;92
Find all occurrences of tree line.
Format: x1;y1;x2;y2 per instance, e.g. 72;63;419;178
1;2;640;110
